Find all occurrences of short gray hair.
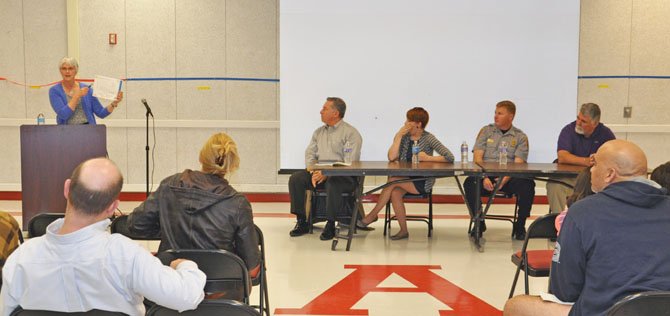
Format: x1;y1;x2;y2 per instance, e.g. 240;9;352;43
326;97;346;118
59;57;79;72
580;103;601;122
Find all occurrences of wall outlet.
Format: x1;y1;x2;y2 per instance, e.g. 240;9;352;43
623;106;632;118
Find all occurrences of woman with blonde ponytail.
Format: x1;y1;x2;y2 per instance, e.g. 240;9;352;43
128;132;260;277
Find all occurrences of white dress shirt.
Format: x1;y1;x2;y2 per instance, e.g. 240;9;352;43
1;218;206;316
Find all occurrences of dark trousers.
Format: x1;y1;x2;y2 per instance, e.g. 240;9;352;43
463;176;536;224
288;170;357;221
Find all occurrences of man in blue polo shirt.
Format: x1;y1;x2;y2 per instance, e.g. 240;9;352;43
546;103;615;214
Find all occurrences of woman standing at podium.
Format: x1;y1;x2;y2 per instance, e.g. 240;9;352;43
48;57;123;125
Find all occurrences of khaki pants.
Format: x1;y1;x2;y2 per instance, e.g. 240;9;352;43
546;177;577;214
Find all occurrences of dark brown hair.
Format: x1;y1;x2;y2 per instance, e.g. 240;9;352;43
566;167;594;207
651;161;670;194
406;107;429;129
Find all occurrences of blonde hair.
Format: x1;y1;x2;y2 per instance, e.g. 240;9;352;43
199;133;240;178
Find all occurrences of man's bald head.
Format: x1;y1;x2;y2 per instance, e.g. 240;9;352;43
67;158;123;216
591;140;647;192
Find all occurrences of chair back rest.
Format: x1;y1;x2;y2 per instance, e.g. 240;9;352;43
156;249;251;302
110;215;161;240
607;291;670;316
518;213;559;254
10;307;127;316
526;213;559;240
253;224;266;266
146;299;261;316
27;213;64;238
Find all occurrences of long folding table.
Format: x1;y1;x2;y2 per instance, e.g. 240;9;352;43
315;161;583;251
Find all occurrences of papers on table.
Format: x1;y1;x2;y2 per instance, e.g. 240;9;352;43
92;75;122;100
314;161;351;167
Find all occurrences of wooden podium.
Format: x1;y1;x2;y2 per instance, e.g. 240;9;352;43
20;125;107;230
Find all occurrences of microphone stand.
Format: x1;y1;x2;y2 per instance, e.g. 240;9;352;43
145;109;150;198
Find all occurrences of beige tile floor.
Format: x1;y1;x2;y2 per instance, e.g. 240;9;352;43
3;200;555;316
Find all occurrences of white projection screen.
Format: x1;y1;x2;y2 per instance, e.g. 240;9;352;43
280;0;580;169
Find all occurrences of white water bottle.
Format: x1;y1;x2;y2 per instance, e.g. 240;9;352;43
412;140;420;164
343;141;353;164
499;141;508;165
460;141;468;164
36;113;45;125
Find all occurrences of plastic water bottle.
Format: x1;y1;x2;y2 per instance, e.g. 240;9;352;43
343;141;353;164
36;113;45;125
499;141;508;165
412;140;420;164
460;141;469;164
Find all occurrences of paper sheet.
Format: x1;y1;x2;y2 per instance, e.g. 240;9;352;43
540;292;575;305
92;75;122;100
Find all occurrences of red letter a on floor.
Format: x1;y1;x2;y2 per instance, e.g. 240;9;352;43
275;264;501;315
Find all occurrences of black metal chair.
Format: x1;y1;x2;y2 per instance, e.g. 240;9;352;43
607;291;670;316
156;249;251;304
146;299;260;316
307;189;360;234
508;213;558;298
250;225;270;316
384;191;433;237
110;215;161;240
10;307;127;316
27;213;65;238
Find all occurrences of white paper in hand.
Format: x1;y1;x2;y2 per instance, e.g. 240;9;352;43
92;75;122;100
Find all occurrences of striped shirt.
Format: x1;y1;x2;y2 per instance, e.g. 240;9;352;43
397;131;454;191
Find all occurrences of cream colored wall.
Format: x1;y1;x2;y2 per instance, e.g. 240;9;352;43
0;0;667;194
579;0;670;170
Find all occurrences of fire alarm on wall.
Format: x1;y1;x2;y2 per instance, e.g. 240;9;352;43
109;33;117;45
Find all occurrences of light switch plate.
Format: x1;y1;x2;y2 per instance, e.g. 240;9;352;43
624;106;632;118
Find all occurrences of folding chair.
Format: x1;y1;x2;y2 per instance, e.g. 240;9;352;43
250;225;270;316
27;213;65;238
10;307;127;316
476;191;520;237
384;191;433;237
308;190;359;234
156;249;251;304
110;215;161;240
146;299;260;316
607;291;670;316
508;212;558;298
456;176;520;237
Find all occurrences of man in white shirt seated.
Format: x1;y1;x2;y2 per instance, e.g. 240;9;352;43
0;158;206;316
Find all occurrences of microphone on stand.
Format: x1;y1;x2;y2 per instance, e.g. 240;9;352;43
141;98;154;117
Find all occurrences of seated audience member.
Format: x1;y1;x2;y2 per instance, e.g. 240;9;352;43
1;158;205;316
358;107;454;240
288;97;363;241
546;103;615;214
504;140;670;316
554;167;593;234
128;133;260;277
651;161;670;193
463;100;535;240
0;212;21;286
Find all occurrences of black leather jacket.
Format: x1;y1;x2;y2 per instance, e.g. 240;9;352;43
127;170;260;270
